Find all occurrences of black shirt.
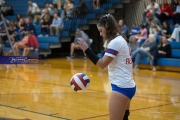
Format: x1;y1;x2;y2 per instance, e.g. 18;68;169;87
158;44;171;57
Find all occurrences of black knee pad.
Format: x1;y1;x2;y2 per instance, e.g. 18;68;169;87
123;110;130;120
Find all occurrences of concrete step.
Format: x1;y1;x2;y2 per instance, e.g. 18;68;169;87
88;19;98;25
50;43;61;49
61;37;71;43
114;3;124;9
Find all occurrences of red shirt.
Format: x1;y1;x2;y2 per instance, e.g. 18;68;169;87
28;35;39;49
160;4;173;16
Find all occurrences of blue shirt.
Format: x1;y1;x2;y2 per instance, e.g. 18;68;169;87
120;25;129;36
131;27;140;35
52;17;64;28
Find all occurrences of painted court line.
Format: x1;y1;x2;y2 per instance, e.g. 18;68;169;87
0;104;70;120
77;102;180;120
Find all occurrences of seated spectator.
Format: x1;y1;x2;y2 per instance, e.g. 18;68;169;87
67;29;90;59
19;17;36;40
8;35;29;56
26;1;41;19
159;0;173;23
132;37;156;70
63;0;74;20
161;21;171;40
93;0;100;9
130;23;140;36
33;3;51;24
38;9;51;37
53;0;65;10
118;19;129;40
18;18;25;35
146;12;162;28
168;27;180;42
23;32;39;56
152;36;171;71
135;24;148;45
143;0;161;24
49;4;58;18
16;14;22;23
149;21;162;41
129;36;139;53
75;0;89;19
8;20;19;42
172;0;180;25
1;2;8;16
5;5;14;16
50;13;64;37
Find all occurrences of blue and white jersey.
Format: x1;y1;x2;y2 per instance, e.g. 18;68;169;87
105;35;136;88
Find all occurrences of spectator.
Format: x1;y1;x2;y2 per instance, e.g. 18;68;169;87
149;21;162;41
171;0;178;11
161;21;171;39
146;12;162;29
5;5;14;16
75;0;89;19
130;23;140;36
129;36;139;53
18;18;25;34
118;19;129;40
1;2;8;16
0;0;5;8
53;0;65;10
132;37;156;70
143;0;161;24
159;0;173;23
67;29;90;59
16;14;22;22
93;0;100;9
8;20;19;42
38;9;51;37
26;1;41;19
23;32;39;56
50;13;64;37
168;27;180;42
135;24;148;45
19;17;36;40
63;0;74;20
172;0;180;25
152;36;171;71
49;4;58;18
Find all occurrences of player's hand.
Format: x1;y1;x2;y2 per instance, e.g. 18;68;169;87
77;38;88;52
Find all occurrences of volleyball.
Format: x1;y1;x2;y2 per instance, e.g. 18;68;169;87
70;73;90;92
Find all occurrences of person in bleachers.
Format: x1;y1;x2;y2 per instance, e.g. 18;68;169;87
16;14;22;23
52;0;65;10
118;19;129;41
26;1;41;19
130;23;140;36
142;0;161;24
50;13;64;37
49;4;58;19
146;12;162;29
4;5;14;16
18;18;25;36
159;0;173;24
38;9;51;37
172;0;180;26
0;2;8;16
93;0;100;9
171;0;178;11
135;24;148;46
0;0;5;8
63;0;74;20
74;0;89;19
129;36;139;53
67;29;90;59
149;21;162;42
19;17;36;40
168;27;180;42
23;32;39;56
161;21;171;40
152;36;171;71
132;37;156;70
8;20;19;43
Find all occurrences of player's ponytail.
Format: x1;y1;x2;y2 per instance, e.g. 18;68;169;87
97;14;119;44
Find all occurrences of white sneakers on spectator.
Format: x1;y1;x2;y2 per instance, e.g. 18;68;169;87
38;34;49;37
152;66;156;72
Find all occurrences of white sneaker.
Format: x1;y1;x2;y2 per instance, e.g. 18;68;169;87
45;34;49;37
38;34;43;37
152;66;156;72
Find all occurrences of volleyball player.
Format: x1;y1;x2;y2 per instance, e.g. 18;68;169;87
77;14;136;120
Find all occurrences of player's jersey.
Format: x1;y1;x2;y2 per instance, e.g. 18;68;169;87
105;35;136;88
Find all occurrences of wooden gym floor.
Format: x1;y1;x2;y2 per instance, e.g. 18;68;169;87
0;58;179;120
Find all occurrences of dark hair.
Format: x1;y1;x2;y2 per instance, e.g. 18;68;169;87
140;24;145;29
16;14;22;21
162;21;170;29
97;14;119;43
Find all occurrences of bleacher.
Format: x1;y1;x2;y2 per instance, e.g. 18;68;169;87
4;0;123;57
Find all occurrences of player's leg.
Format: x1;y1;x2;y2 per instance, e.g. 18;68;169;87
109;91;130;120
